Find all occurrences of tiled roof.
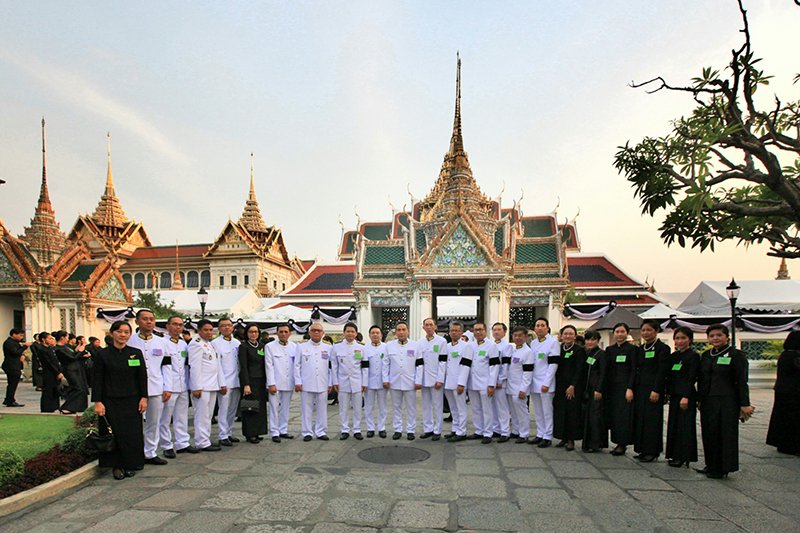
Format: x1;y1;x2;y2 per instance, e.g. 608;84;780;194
521;217;555;238
567;255;643;288
494;226;504;255
340;231;357;256
575;294;659;305
415;229;426;255
364;245;405;265
362;223;392;241
130;244;209;259
515;242;558;264
559;224;579;249
285;263;356;295
66;263;97;282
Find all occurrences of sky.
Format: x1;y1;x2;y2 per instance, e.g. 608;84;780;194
0;1;798;294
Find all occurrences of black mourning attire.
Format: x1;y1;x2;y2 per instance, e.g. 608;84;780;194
2;337;26;405
665;348;700;464
766;349;800;454
698;346;750;476
553;343;586;441
30;342;44;388
603;342;637;446
39;345;62;412
56;344;88;412
238;340;269;438
582;347;608;451
92;345;148;470
633;339;670;457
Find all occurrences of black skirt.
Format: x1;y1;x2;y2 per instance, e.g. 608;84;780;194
605;382;633;446
582;395;607;450
700;395;740;474
60;364;88;413
665;396;697;463
633;389;665;456
766;392;800;454
40;369;60;413
98;395;144;470
242;378;268;438
553;385;583;441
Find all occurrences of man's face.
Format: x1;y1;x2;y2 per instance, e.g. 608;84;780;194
423;319;436;337
534;320;549;338
136;311;156;334
492;324;506;341
92;339;101;348
369;328;382;345
449;325;463;342
218;320;233;337
473;323;486;342
167;318;184;338
343;326;357;342
11;332;24;342
512;330;527;347
198;324;214;341
182;331;192;341
277;326;291;343
395;323;409;342
44;335;54;347
309;324;324;343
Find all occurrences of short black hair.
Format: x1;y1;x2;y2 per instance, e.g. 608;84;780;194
38;331;51;342
217;318;233;326
197;319;214;330
511;325;528;336
277;323;291;333
343;322;358;332
673;326;694;342
784;330;800;351
109;320;132;334
492;322;508;332
613;322;631;334
9;328;24;336
560;324;577;335
706;323;729;337
583;329;601;341
641;319;661;332
135;308;154;319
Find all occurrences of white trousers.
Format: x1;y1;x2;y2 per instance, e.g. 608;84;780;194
159;390;190;450
468;389;494;437
268;390;293;436
493;388;512;436
421;386;444;434
509;394;531;438
444;388;468;436
301;391;328;437
532;391;554;439
338;390;363;433
144;394;164;459
217;387;241;440
390;389;417;433
364;388;388;431
193;390;218;449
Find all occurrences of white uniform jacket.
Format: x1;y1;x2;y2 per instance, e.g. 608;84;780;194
506;344;534;396
444;340;472;390
382;339;423;391
495;339;513;384
211;336;241;389
529;334;560;392
418;335;448;387
188;337;226;392
363;342;386;390
265;340;298;391
163;337;189;394
331;340;368;393
294;340;332;394
128;333;169;396
465;340;500;391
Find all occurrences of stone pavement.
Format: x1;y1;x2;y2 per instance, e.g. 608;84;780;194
1;385;798;532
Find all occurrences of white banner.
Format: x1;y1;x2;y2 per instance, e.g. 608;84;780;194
564;302;616;321
96;308;135;324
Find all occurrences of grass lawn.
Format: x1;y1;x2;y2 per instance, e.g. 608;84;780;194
0;414;76;460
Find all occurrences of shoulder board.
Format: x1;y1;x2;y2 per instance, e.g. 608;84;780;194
153;331;164;338
323;340;333;345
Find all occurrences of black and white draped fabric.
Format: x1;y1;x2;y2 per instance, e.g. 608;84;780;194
563;301;617;321
660;314;800;333
96;308;135;323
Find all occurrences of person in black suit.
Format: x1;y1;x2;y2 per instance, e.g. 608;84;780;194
632;319;671;463
238;324;269;443
54;331;88;414
553;324;586;451
766;330;800;455
581;329;607;453
604;323;637;456
665;326;700;468
38;332;63;412
3;328;31;407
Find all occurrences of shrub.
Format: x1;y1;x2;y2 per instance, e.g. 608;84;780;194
60;427;98;460
0;449;24;487
0;446;88;498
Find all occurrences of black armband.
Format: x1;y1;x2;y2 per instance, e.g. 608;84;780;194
547;356;560;365
460;358;472;367
522;364;535;372
489;357;501;366
161;356;172;366
360;360;370;369
438;353;448;362
502;356;511;365
415;358;424;367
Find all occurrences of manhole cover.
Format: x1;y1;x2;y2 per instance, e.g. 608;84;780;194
357;446;431;465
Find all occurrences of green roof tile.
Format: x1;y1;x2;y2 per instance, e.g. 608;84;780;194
494;227;504;255
415;229;426;254
363;224;392;241
67;264;97;282
522;218;554;237
364;245;405;265
515;243;558;264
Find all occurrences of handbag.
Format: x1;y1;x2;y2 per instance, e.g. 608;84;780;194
86;415;117;453
239;394;260;413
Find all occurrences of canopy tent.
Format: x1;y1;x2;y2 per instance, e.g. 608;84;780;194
248;304;313;322
638;303;693;319
678;280;800;315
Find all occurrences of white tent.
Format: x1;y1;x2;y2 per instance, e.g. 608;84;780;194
678;280;800;315
639;303;693;319
248;304;312;322
140;288;262;318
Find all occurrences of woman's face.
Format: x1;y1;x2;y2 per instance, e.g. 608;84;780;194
707;329;729;348
641;324;657;342
111;325;131;346
561;328;576;345
247;327;260;341
613;326;628;344
585;338;599;350
673;332;691;351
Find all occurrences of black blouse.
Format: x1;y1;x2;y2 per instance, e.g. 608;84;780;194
238;340;267;387
584;347;606;395
91;345;148;402
774;349;800;395
635;339;671;394
556;344;587;390
667;349;700;399
604;342;637;388
698;347;750;406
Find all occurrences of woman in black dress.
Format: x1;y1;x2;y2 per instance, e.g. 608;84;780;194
553;324;586;451
38;332;62;413
665;326;700;467
54;331;88;414
93;320;148;480
697;323;754;479
632;319;670;463
766;330;800;455
238;324;269;444
604;322;637;456
582;329;607;453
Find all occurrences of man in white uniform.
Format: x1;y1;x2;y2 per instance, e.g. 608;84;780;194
506;326;534;443
211;318;241;446
189;319;228;451
528;317;560;447
443;321;471;442
465;322;500;444
363;325;387;438
160;315;196;456
331;322;368;440
266;323;297;442
492;322;514;442
128;309;170;465
418;318;447;441
294;322;332;441
383;322;422;440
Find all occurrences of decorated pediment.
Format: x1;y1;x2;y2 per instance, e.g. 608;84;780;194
96;274;128;303
431;224;489;268
0;251;22;283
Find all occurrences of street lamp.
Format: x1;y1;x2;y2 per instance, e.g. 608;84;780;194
726;278;740;349
197;286;208;319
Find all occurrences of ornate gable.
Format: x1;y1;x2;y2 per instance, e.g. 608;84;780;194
0;221;39;285
431;224;489;268
0;250;22;283
95;272;129;303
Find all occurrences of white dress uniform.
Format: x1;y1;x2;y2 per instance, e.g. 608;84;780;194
418;334;448;436
363;341;388;433
529;334;560;441
294;339;332;437
159;336;191;451
492;339;514;437
188;337;226;449
383;339;423;434
211;336;241;441
331;340;369;435
444;340;472;437
128;332;169;459
465;339;500;437
265;340;298;437
506;343;534;438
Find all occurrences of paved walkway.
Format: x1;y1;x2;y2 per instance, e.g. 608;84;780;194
1;385;798;532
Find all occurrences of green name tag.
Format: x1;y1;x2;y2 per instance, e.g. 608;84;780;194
586;356;596;366
538;353;546;359
671;363;682;371
717;357;731;365
645;350;655;359
564;351;573;359
479;350;487;357
180;350;188;358
451;351;459;358
257;349;265;357
380;353;384;359
433;345;439;353
616;355;626;363
354;351;363;360
128;358;141;367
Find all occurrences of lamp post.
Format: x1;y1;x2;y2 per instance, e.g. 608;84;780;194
725;278;740;350
197;286;208;319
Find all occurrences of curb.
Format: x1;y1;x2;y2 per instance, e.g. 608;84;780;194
0;460;100;518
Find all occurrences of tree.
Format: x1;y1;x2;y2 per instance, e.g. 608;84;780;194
614;1;800;258
133;290;177;319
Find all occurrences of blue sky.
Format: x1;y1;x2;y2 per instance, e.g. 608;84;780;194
1;1;798;292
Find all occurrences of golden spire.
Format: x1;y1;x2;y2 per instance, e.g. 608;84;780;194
91;132;129;230
21;117;67;265
172;239;184;289
777;258;791;280
439;52;471;179
238;152;269;234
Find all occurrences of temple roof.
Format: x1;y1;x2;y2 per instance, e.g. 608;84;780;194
238;154;269;234
91;133;129;230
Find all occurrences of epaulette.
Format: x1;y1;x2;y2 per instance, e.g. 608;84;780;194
323;339;333;345
153;331;164;338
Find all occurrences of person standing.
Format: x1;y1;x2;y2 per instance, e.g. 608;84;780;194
212;318;241;446
238;324;269;444
38;332;62;412
418;318;447;440
443;321;471;442
465;322;500;444
128;309;170;464
581;330;607;453
632;319;671;463
92;321;148;480
29;333;44;391
665;327;700;467
528;318;560;448
160;316;196;457
604;323;637;456
331;322;368;440
697;324;754;478
295;322;333;441
189;319;228;452
3;328;31;407
506;326;534;443
766;330;800;455
54;331;88;414
553;324;586;451
363;325;388;438
383;322;423;440
492;322;514;441
266;324;298;442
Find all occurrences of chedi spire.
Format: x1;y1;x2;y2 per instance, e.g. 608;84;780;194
238;153;269;234
91;132;129;230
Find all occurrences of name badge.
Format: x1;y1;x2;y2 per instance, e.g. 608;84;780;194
433;344;439;353
152;348;163;356
586;357;596;366
616;355;626;363
479;350;487;357
717;356;731;365
537;353;545;359
451;351;459;358
645;350;655;359
128;358;141;367
512;357;520;364
180;350;188;358
671;363;683;371
564;351;573;359
354;350;362;360
321;351;329;360
380;353;384;359
257;349;265;356
406;350;415;357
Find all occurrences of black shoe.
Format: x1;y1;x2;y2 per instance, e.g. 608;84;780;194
529;436;543;445
257;436;264;441
317;435;329;441
229;437;240;443
668;459;683;468
303;435;313;442
392;432;402;440
248;437;260;444
694;466;709;474
407;433;415;441
481;436;493;444
176;446;199;454
219;438;233;447
340;433;349;440
492;432;501;438
555;440;567;448
5;402;25;407
366;431;375;438
706;471;727;479
200;444;221;452
354;433;363;440
510;433;520;439
565;441;575;452
446;434;462;442
538;439;552;448
163;449;176;459
113;468;125;480
272;436;281;443
144;456;168;465
498;436;510;443
280;433;294;439
610;446;626;456
467;434;482;440
420;432;434;439
515;437;528;444
638;454;656;463
431;434;441;441
379;430;387;438
444;432;456;439
633;453;644;460
443;415;453;422
124;470;136;477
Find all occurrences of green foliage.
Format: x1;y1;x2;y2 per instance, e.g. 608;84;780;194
759;340;783;360
62;405;99;459
564;287;587;304
0;414;75;460
0;449;24;486
133;290;177;319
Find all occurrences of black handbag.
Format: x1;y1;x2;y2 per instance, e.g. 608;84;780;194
239;394;260;413
86;415;117;453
